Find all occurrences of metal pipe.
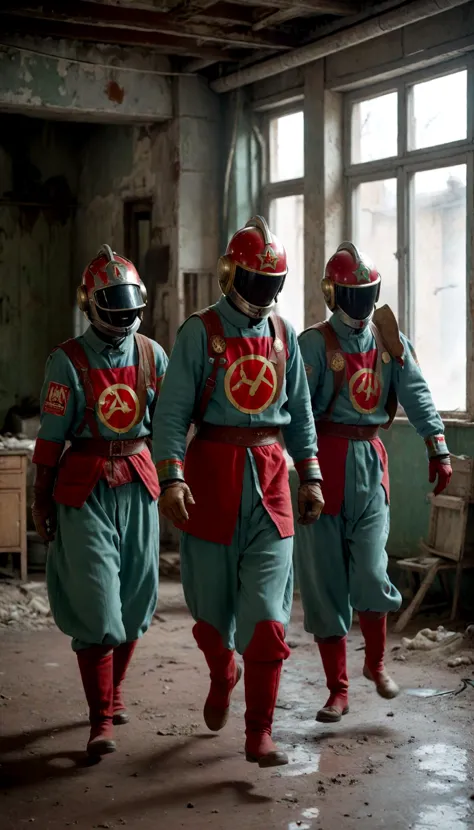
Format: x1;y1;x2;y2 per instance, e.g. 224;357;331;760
211;0;472;93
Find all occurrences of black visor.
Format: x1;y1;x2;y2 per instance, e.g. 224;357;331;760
335;283;380;321
234;266;286;308
94;284;144;312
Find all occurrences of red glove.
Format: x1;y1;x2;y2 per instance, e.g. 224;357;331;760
429;457;452;496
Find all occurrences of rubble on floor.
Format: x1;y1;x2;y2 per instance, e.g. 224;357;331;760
392;624;474;668
0;579;53;630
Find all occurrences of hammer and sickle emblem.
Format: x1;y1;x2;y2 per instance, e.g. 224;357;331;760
225;354;277;415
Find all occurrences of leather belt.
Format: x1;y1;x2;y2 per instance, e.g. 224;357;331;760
70;438;148;457
316;421;379;441
196;424;280;447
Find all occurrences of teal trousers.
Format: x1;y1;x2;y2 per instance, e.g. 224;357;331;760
180;458;293;654
47;480;159;651
293;441;402;639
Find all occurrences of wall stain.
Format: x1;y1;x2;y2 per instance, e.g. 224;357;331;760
106;80;125;104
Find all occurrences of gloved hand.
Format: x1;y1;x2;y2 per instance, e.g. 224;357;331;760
160;482;195;525
31;465;57;542
429;456;452;496
297;482;325;525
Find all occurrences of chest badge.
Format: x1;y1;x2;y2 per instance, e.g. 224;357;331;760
331;352;345;372
273;337;284;353
97;383;140;434
211;335;226;355
349;368;381;415
225;355;277;415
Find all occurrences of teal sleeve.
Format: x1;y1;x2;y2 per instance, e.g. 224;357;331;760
282;323;321;481
33;349;80;466
152;341;169;392
152;317;206;482
395;334;447;453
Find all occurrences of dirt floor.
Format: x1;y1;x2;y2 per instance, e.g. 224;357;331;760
1;580;473;830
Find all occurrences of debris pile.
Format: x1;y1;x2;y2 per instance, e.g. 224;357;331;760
0;579;53;631
393;624;474;668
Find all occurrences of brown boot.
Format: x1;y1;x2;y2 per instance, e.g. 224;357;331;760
77;646;116;756
359;612;400;700
316;637;349;723
193;621;242;732
243;621;290;769
112;641;137;725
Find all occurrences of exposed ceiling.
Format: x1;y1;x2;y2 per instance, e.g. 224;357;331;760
0;0;386;79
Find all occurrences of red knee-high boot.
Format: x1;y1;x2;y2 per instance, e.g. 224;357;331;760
113;641;137;725
358;611;399;699
193;621;242;732
77;646;116;756
243;621;290;769
316;637;349;723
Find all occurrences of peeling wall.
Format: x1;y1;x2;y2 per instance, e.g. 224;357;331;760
0;115;91;425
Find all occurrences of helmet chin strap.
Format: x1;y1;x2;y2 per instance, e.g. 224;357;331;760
336;307;374;330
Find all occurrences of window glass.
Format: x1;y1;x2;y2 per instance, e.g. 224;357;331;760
351;92;397;163
412;164;466;411
352;179;398;317
410;71;467;151
269;112;304;182
270;195;304;334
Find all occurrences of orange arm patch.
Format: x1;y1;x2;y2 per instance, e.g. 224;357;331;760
43;382;71;417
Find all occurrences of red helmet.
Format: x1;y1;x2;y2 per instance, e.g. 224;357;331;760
322;242;380;326
218;216;287;318
77;244;147;337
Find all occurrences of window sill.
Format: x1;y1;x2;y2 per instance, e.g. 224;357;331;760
393;416;474;428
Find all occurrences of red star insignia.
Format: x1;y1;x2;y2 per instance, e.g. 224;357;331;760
257;245;278;270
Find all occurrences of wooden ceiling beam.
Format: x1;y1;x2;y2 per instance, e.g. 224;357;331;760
0;14;238;60
228;0;361;13
5;1;294;50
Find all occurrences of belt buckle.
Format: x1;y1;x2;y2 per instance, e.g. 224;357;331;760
110;440;122;456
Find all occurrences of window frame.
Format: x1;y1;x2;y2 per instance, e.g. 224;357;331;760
344;56;474;419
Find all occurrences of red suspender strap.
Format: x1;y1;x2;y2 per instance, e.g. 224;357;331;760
193;308;227;426
268;313;287;400
308;321;345;420
135;333;157;421
58;339;100;437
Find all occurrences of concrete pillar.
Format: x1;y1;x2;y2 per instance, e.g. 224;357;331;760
304;60;344;326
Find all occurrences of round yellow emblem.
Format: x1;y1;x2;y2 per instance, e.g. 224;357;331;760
382;351;391;364
273;338;284;353
210;335;226;355
330;353;345;372
224;354;278;415
348;368;381;415
97;383;140;434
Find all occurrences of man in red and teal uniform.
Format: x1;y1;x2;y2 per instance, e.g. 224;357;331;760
296;242;452;723
153;216;324;768
32;245;168;757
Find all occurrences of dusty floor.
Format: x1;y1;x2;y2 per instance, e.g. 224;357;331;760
1;580;473;830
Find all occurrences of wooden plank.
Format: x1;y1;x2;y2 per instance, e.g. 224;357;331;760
4;2;295;50
426;500;468;562
0;15;236;59
394;561;441;633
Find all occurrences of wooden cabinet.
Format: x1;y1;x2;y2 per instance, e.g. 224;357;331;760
0;452;27;581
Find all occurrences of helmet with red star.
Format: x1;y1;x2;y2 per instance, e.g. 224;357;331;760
217;216;287;318
322;242;381;327
77;244;147;337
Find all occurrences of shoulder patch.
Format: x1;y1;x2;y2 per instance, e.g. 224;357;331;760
43;381;70;417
